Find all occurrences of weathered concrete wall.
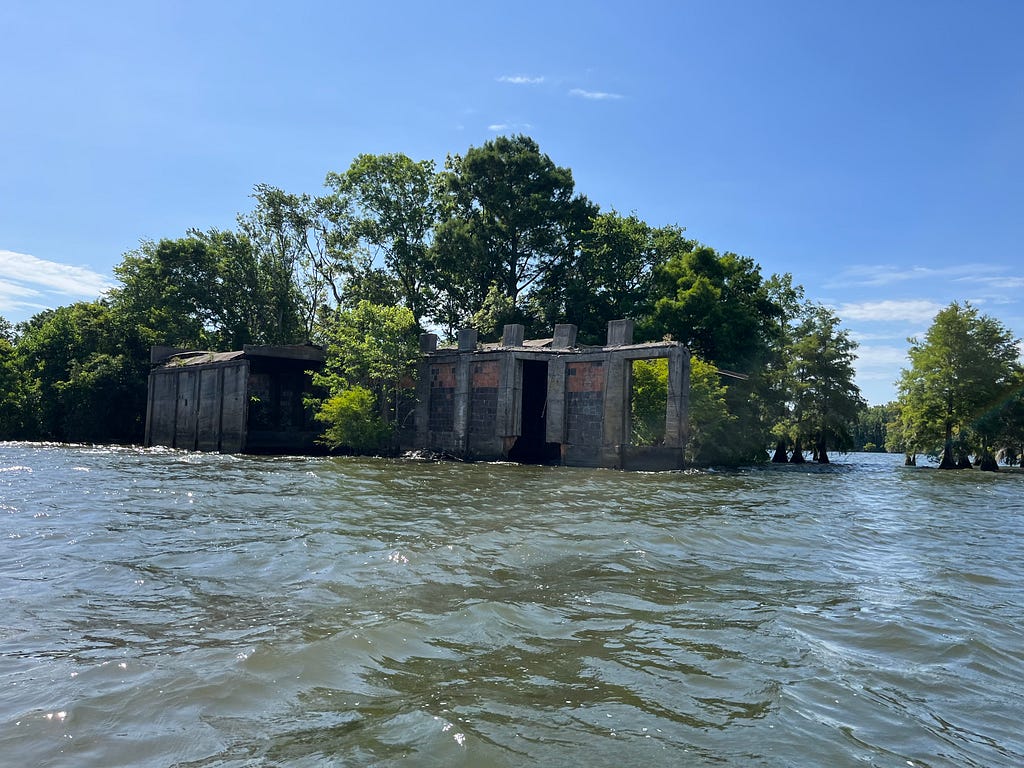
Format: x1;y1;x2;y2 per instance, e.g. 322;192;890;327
147;360;251;452
427;362;457;453
413;321;691;470
468;360;501;456
564;360;605;466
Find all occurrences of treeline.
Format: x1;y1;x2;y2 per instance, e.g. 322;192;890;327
0;134;947;465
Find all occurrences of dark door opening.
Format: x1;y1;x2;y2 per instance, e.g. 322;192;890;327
508;360;561;464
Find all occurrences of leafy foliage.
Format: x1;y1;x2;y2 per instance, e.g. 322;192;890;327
630;358;668;446
311;302;419;453
897;301;1021;468
432;135;597;333
314;386;391;454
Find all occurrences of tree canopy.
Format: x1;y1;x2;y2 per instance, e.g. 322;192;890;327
3;135;1019;465
896;301;1021;469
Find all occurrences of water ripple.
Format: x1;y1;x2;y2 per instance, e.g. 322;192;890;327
1;444;1023;766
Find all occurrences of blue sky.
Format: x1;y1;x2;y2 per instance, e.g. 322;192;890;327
1;1;1021;404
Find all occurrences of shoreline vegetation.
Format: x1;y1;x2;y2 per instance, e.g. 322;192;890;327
1;136;1021;469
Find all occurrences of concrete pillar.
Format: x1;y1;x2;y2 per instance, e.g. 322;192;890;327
606;319;634;347
545;358;567;445
664;346;690;449
552;324;577;349
420;333;438;353
453;352;471;455
502;324;525;347
457;328;478;352
601;351;628;468
497;353;521;438
414;359;432;448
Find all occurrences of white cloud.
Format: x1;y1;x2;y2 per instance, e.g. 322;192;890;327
569;88;623;100
487;122;533;132
854;344;909;369
497;75;544;85
0;249;114;318
837;299;944;324
827;262;1005;289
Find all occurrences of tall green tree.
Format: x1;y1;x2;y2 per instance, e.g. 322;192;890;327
786;303;864;462
0;323;32;439
897;302;1021;469
237;185;333;340
326;153;439;325
111;229;305;350
14;302;149;443
534;212;683;344
650;245;791;462
432;135;597;334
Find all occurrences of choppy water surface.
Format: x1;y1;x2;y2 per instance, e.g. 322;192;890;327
2;443;1023;767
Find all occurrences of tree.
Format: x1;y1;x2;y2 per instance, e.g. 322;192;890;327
431;135;596;334
534;212;682;345
111;229;305;350
326;153;439;325
311;301;419;453
897;302;1021;470
237;185;332;340
0;328;32;439
651;245;791;463
786;303;864;463
14;302;149;443
687;356;737;465
852;403;897;452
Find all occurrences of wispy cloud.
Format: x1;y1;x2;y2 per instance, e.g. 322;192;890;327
827;263;1003;289
488;122;533;132
497;75;545;85
0;249;114;318
569;88;623;100
837;299;944;324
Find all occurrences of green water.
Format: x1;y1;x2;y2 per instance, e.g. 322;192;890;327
1;443;1022;766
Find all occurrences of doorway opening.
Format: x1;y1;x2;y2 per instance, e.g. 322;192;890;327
629;357;668;446
508;359;560;464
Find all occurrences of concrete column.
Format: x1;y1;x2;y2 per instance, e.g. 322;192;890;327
664;346;690;449
502;324;525;347
457;328;478;352
414;359;432;448
545;358;567;444
606;319;634;347
552;324;577;349
453;352;471;455
420;333;438;353
601;351;628;468
497;353;521;438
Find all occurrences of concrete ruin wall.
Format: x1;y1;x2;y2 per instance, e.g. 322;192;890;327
146;360;249;453
146;345;324;454
412;321;691;470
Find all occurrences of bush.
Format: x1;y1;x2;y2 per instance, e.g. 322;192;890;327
314;386;391;454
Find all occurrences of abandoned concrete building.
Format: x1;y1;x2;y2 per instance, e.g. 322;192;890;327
412;320;691;471
145;344;326;454
145;320;691;471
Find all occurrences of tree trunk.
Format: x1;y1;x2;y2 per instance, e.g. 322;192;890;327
979;449;999;471
956;451;973;469
938;426;957;469
816;436;830;464
771;440;789;463
790;437;806;464
904;453;916;466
